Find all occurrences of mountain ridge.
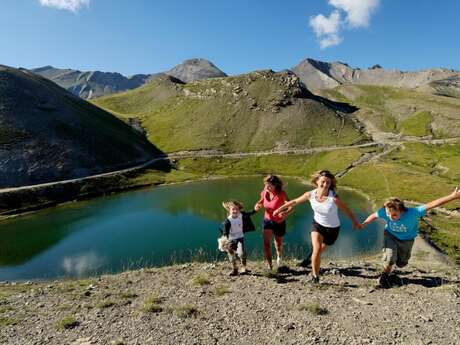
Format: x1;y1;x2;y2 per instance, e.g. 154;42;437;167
30;58;227;99
292;58;460;97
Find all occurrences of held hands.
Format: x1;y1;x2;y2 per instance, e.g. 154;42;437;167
254;203;262;212
352;221;364;230
273;207;282;217
451;186;460;199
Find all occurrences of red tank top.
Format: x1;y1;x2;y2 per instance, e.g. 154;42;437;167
261;189;288;223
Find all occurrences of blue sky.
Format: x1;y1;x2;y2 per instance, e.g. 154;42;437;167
1;0;459;76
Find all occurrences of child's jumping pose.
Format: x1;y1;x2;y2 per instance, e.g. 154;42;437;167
361;187;460;288
220;201;256;276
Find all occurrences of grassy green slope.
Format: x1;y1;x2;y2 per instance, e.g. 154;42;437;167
93;71;366;153
320;85;460;137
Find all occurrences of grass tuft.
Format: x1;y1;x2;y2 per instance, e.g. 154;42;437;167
298;302;328;316
192;274;210;286
97;300;115;309
118;291;138;299
141;295;163;313
175;305;198;319
213;286;231;296
56;315;79;330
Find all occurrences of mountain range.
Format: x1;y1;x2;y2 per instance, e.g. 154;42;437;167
31;58;460;100
31;58;227;99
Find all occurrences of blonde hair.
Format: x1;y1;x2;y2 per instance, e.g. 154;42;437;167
310;170;337;191
384;198;407;212
222;200;244;213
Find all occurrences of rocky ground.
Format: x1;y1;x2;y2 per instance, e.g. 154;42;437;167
0;238;459;345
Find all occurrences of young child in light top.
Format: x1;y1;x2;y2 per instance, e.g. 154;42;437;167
221;201;256;276
274;170;361;284
361;187;460;288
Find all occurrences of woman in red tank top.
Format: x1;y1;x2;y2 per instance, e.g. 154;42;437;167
254;175;292;271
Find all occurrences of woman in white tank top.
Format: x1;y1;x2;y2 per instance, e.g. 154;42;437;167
274;170;361;284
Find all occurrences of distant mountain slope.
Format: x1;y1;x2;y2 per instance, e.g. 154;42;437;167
292;58;460;96
93;70;366;153
30;65;149;99
318;84;460;139
0;65;157;188
31;59;227;99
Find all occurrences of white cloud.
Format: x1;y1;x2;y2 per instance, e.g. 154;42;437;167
310;0;380;49
309;10;342;49
329;0;380;27
38;0;90;12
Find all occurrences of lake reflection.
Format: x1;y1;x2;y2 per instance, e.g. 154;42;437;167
0;177;383;280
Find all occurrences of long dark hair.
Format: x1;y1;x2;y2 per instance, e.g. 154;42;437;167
264;174;283;193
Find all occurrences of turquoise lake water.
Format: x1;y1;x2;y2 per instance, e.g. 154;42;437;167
0;177;384;280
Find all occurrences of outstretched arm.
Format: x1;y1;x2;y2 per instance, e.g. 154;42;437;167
254;197;264;212
334;197;361;229
425;187;460;211
273;191;310;216
361;213;378;228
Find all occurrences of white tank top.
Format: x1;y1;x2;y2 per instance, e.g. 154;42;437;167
309;189;340;228
227;214;244;240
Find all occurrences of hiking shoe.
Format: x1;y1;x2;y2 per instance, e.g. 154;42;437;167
229;269;238;276
378;272;392;289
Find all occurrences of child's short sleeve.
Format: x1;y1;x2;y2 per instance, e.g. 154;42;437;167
416;205;427;217
376;207;386;219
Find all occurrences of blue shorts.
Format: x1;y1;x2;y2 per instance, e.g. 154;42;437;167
263;219;286;237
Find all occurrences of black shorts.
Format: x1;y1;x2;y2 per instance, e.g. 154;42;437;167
311;221;340;246
263;219;286;237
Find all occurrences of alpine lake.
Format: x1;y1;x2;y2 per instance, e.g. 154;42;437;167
0;177;384;281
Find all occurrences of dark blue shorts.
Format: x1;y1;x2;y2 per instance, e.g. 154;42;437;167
263;219;286;237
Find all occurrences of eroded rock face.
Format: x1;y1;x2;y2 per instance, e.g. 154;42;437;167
0;65;157;188
292;58;460;93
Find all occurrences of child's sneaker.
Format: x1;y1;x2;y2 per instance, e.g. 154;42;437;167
276;256;282;268
240;267;247;274
229;268;239;276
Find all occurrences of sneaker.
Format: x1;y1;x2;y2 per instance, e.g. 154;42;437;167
276;256;282;268
229;269;238;276
240;267;247;274
307;275;320;285
378;272;391;289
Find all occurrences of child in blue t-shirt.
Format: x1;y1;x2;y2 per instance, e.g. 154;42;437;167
361;187;460;288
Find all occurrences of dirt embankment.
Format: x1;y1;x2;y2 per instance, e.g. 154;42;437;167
1;241;459;345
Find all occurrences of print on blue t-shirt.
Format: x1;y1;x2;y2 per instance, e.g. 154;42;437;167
375;206;427;240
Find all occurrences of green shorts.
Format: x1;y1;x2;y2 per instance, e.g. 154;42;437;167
382;231;415;268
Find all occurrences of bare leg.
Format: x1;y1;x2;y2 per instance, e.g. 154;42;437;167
383;264;393;273
311;232;325;277
274;235;283;261
263;229;273;270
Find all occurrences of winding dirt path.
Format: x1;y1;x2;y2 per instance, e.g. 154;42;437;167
1;136;459;194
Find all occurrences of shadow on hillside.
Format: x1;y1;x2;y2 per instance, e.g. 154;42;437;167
311;94;359;114
337;267;452;288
